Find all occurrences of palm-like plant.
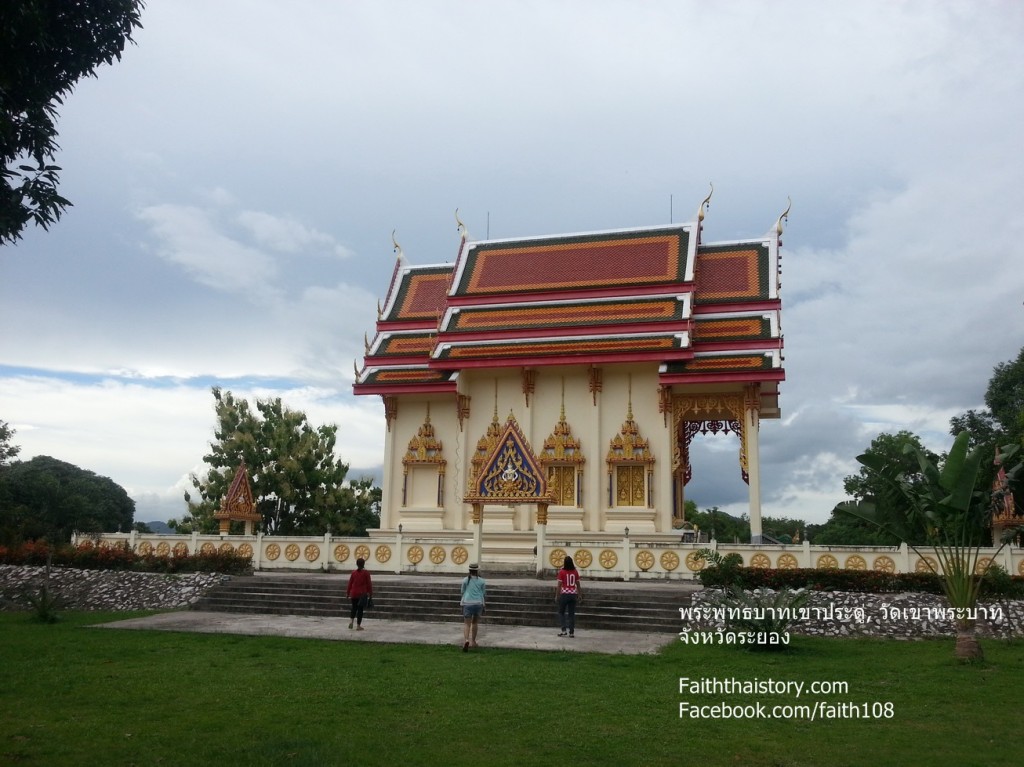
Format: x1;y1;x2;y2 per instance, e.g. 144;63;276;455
837;431;1020;660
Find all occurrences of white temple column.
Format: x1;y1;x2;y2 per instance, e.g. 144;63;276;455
380;399;398;531
744;396;763;543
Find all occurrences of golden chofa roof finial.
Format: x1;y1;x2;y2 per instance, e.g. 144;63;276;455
392;229;404;261
697;182;713;223
353;360;361;384
364;332;371;355
377;298;383;320
455;208;468;239
773;197;792;236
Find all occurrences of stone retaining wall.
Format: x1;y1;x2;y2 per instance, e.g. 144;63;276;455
0;565;227;611
687;589;1024;640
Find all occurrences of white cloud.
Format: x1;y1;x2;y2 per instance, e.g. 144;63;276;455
4;0;1024;532
236;210;352;259
136;203;279;295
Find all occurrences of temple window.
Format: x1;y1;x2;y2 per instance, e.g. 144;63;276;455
539;384;586;507
606;398;655;508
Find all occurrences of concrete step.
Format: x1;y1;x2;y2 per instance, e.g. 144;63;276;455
191;576;689;633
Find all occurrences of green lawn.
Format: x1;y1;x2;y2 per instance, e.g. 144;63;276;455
1;611;1020;767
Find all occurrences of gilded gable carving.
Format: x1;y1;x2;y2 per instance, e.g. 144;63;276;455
402;407;446;470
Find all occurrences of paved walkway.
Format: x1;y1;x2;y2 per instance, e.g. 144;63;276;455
97;573;696;655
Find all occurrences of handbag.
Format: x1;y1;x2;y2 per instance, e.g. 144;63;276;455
366;596;375;609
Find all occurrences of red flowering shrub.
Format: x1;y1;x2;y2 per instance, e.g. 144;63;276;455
0;540;251;574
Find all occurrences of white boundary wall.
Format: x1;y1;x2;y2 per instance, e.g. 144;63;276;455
77;531;1024;581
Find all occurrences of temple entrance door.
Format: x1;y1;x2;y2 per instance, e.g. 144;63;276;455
463;413;554;571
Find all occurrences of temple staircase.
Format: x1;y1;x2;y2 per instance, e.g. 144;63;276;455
191;575;690;633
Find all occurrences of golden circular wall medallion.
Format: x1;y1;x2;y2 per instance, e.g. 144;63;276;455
749;553;771;569
452;546;469;565
156;542;170;557
575;549;593;569
304;544;320;562
661;551;680;571
974;557;993;575
138;541;153;555
429;546;446;564
173;542;189;557
285;544;301;562
219;542;234;554
777;553;798;570
407;545;424;564
915;556;937;573
845;555;867;570
334;544;350;562
265;543;281;561
816;554;838;569
354;545;371;562
635;550;655;571
599;549;618;569
375;545;392;563
201;542;216;555
685;551;705;571
873;556;895;573
238;543;253;558
549;548;567;568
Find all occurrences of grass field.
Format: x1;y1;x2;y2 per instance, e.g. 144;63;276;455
1;611;1021;767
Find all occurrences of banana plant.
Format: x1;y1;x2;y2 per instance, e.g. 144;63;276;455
836;431;1020;660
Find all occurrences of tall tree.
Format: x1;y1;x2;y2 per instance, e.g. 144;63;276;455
985;347;1024;442
179;388;378;536
1;1;144;244
0;419;20;465
837;432;1021;660
836;431;938;545
949;347;1024;507
0;455;135;544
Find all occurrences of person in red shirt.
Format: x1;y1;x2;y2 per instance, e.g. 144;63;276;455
346;557;373;630
555;555;582;637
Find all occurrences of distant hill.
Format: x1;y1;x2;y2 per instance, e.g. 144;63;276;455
142;520;173;534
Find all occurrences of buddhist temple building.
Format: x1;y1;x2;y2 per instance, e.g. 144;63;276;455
354;195;786;564
213;462;262;535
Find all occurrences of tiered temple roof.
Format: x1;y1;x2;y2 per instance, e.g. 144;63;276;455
355;208;785;414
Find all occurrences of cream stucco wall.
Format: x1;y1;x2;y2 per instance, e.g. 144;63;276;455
383;364;694;536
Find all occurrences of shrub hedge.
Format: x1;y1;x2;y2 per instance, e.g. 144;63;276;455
0;540;252;575
697;564;1024;598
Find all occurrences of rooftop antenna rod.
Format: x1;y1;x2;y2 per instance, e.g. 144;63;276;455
670;194;673;223
487;211;490;239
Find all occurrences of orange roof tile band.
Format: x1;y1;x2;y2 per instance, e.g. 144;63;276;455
695;318;767;340
463;234;684;295
695;249;763;301
379;336;436;355
685;356;767;371
450;299;681;332
438;336;681;360
393;272;452;320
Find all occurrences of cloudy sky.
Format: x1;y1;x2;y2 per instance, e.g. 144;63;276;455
3;1;1023;528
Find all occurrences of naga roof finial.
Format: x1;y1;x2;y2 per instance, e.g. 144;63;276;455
455;208;468;239
353;360;361;383
697;182;714;223
364;332;371;355
774;197;792;236
392;229;403;260
377;298;383;320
